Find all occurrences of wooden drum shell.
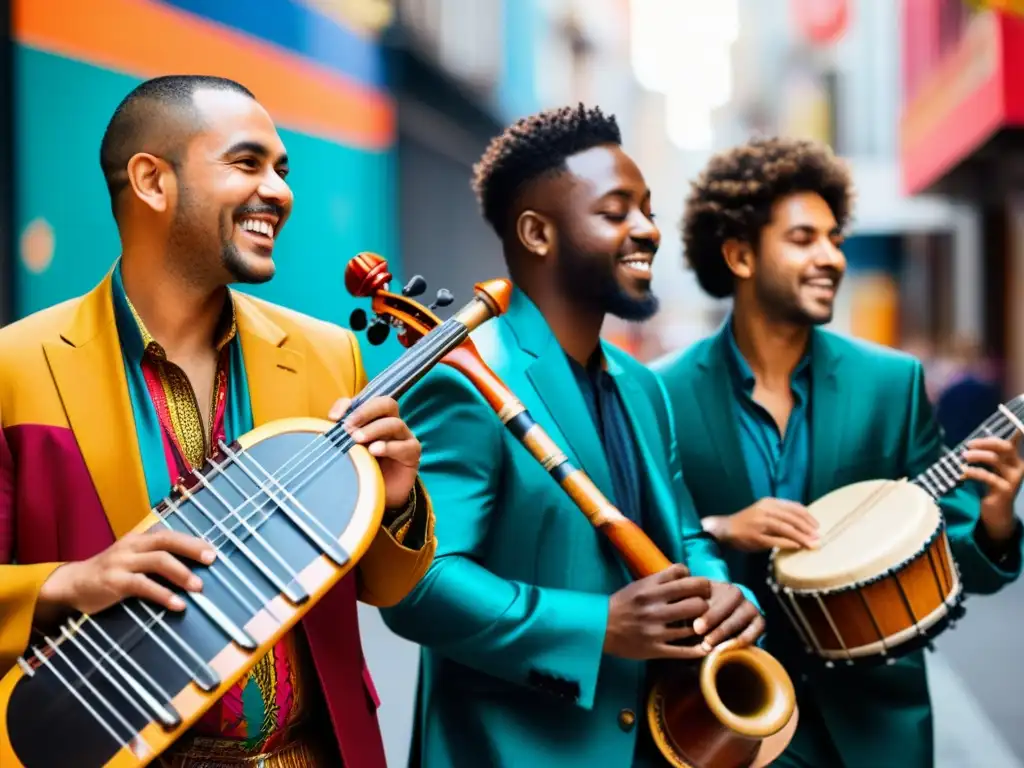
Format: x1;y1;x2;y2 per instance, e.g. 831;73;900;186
774;525;961;661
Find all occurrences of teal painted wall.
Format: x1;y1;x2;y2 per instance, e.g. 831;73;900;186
13;46;401;375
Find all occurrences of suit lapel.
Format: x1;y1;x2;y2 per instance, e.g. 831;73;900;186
44;275;151;541
232;293;308;427
808;330;847;501
508;291;616;503
606;356;681;563
693;328;755;512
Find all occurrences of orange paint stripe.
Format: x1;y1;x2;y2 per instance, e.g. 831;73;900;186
14;0;395;150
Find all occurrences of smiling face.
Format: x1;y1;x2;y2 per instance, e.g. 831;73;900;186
167;88;293;286
737;191;846;325
545;144;661;321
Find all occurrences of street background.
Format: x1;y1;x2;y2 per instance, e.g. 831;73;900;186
2;0;1023;765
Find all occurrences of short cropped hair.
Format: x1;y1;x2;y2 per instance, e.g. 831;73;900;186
99;74;255;215
471;103;622;235
681;136;854;298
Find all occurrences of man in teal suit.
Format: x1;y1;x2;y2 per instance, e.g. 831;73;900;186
653;136;1024;767
381;105;764;767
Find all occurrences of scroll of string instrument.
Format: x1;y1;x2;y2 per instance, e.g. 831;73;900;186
345;253;798;768
0;258;512;768
770;395;1024;667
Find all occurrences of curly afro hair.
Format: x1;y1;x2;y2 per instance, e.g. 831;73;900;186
681;137;854;299
472;103;622;236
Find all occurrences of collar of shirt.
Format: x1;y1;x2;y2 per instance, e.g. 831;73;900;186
111;259;238;364
565;344;610;385
725;314;811;402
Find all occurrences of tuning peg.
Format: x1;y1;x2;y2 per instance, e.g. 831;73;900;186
367;320;391;346
402;275;427;297
429;288;454;311
349;309;368;331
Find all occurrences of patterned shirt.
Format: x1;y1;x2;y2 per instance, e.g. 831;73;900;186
110;264;335;766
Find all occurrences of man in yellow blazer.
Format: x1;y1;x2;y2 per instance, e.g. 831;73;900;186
0;75;435;768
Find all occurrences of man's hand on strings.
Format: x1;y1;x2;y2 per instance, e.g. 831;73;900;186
329;395;421;509
37;530;217;621
962;430;1024;542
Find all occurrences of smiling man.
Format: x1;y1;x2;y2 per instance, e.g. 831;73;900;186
653;136;1024;767
379;103;763;768
0;75;437;768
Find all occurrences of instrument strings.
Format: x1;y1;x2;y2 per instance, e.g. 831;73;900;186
14;311;472;758
817;396;1024;549
913;395;1024;499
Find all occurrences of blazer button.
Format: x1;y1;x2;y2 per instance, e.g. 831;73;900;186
618;708;636;732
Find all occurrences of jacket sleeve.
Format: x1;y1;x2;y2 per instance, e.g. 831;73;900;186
653;374;762;613
0;417;63;676
343;332;437;608
901;360;1023;595
379;365;610;710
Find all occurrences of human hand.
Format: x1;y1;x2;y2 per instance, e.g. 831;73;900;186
603;563;713;661
962;432;1024;542
38;529;216;617
329;395;421;509
705;498;819;552
693;581;765;651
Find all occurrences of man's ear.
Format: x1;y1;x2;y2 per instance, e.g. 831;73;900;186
516;210;556;259
722;238;755;280
125;152;177;214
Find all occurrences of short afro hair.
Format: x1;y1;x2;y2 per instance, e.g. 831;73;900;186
681;136;854;298
99;74;255;216
471;103;622;235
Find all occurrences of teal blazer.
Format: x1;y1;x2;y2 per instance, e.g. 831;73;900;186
381;289;756;768
652;324;1023;768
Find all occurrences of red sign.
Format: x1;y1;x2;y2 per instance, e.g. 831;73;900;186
899;7;1024;194
790;0;849;45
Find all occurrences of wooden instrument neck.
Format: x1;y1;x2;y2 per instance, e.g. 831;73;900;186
439;341;674;581
913;395;1024;500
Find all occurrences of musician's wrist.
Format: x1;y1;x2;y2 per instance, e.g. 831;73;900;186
702;515;731;544
36;562;77;622
979;506;1020;545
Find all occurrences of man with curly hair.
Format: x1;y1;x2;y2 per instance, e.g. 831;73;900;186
653;136;1024;767
380;105;766;768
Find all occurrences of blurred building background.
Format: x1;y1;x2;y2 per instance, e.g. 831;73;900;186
2;0;1023;765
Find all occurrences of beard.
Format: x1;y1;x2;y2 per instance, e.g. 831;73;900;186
169;182;273;287
221;240;272;285
555;239;659;322
753;264;834;326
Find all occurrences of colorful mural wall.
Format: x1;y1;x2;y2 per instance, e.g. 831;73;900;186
11;0;400;373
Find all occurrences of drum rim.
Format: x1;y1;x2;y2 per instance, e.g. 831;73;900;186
767;517;951;597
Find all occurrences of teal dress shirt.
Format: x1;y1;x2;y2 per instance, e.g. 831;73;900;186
723;320;811;593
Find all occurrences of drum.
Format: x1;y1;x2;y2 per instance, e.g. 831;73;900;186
768;478;964;666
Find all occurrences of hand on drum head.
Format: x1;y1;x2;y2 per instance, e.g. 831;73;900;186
692;582;765;652
603;563;714;661
963;431;1024;541
711;498;819;552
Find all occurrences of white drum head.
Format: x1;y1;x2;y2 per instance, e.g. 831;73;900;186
773;479;941;590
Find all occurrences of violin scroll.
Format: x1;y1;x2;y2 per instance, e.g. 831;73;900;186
344;252;511;349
